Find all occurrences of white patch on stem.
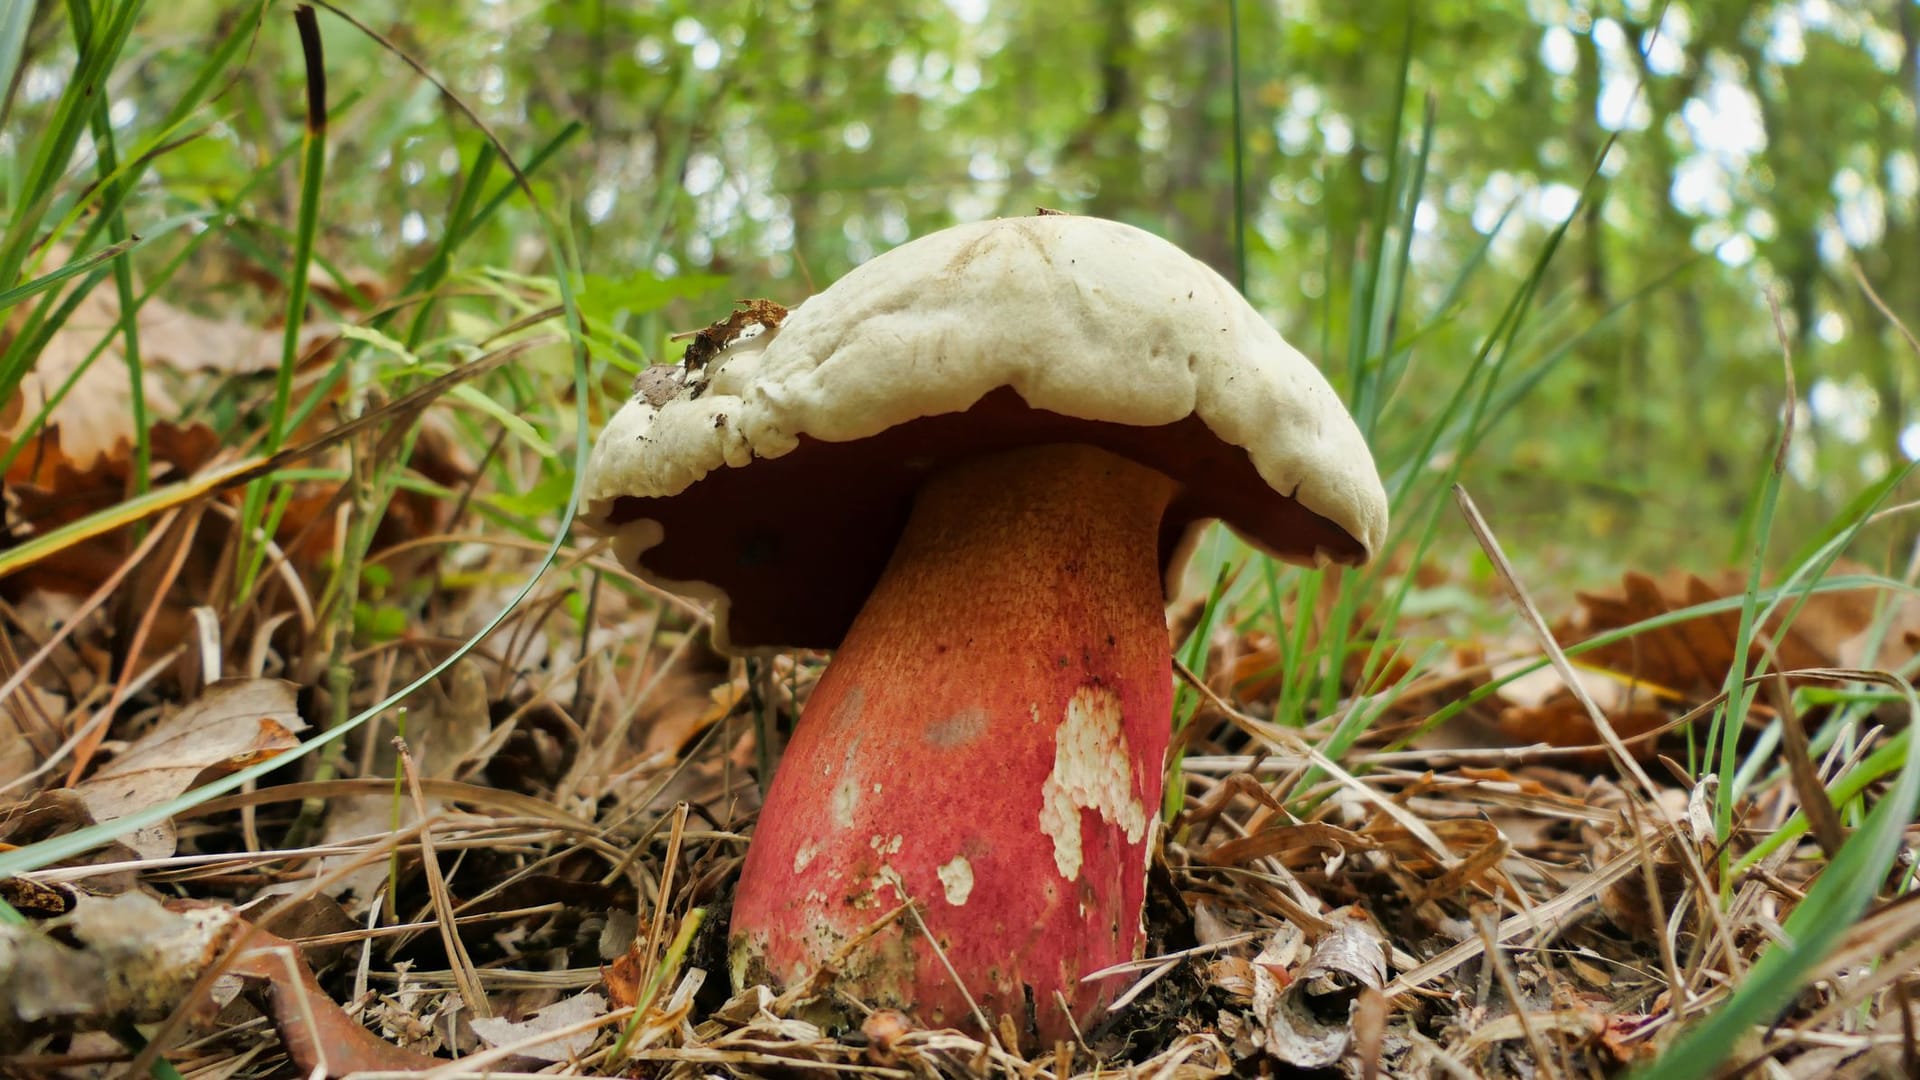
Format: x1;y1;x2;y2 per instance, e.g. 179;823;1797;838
1036;685;1147;881
937;855;975;906
831;771;861;828
825;693;865;829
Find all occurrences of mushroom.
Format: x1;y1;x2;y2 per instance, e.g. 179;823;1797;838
581;215;1386;1044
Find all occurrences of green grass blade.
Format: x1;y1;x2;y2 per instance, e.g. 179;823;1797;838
67;0;148;492
264;5;329;453
1166;563;1233;821
237;4;332;603
0;235;145;312
0;61;596;887
1636;678;1920;1077
0;0;34;132
0;0;145;289
1710;307;1796;841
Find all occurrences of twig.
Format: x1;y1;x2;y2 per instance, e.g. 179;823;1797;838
396;738;489;1017
1623;796;1689;1023
639;802;690;994
1451;485;1671;811
1081;931;1260;980
1476;904;1560;1078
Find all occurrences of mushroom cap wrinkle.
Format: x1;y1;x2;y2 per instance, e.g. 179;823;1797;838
583;214;1388;651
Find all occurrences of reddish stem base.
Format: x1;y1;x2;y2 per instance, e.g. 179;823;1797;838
729;443;1177;1044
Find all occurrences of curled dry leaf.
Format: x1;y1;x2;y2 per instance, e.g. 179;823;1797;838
0;790;143;888
4;419;220;593
222;921;443;1075
1484;567;1919;757
76;678;306;859
605;943;646;1011
1563;568;1916;698
0;875;76;917
1250;909;1388;1069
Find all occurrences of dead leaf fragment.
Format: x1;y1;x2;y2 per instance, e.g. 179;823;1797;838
0;685;62;790
1483;567;1920;757
0;254;320;475
469;991;608;1062
0;891;238;1045
1491;657;1673;758
1202;820;1375;869
76;678;306;858
861;1008;915;1066
0;875;75;917
225;921;442;1075
1594;777;1714;937
0;790;142;887
1564;568;1915;698
1458;1002;1607;1059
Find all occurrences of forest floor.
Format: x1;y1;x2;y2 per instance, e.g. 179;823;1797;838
1;267;1918;1079
4;9;1920;1075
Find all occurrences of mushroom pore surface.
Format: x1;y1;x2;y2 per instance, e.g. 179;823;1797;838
599;387;1364;651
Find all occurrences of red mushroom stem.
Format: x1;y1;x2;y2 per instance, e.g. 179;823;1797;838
729;442;1178;1044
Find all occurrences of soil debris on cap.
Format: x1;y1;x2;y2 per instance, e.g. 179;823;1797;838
633;364;685;406
672;297;790;372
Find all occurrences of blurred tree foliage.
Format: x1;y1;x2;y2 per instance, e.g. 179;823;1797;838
8;0;1918;570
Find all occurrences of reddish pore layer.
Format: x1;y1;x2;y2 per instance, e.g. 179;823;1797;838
728;444;1176;1045
603;387;1365;650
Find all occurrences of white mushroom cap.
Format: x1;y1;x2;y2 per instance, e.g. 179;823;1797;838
583;214;1388;652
